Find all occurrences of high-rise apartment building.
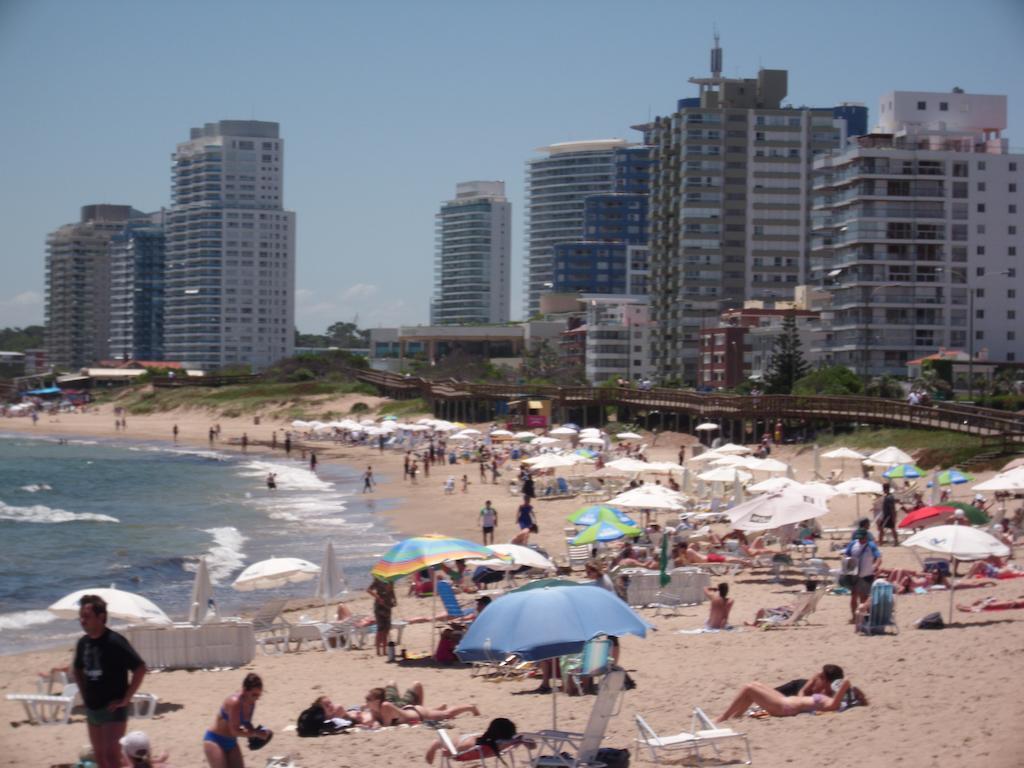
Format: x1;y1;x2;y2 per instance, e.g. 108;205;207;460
431;181;511;325
164;120;295;370
524;140;630;317
811;90;1022;376
648;38;856;385
45;204;143;370
108;212;166;361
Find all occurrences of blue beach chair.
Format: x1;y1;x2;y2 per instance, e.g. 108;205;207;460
436;580;474;621
858;578;898;635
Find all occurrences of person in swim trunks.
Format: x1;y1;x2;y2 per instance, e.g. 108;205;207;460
203;673;271;767
717;678;852;722
363;687;479;727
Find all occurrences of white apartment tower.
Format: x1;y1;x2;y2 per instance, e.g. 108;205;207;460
432;181;511;325
811;90;1022;376
164;120;295;370
524;140;628;317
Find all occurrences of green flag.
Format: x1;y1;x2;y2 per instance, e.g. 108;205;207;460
659;531;671;587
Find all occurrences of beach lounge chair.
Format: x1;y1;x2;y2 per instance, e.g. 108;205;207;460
857;578;898;635
348;619;409;649
250;598;291;654
6;682;159;725
560;637;612;696
634;710;753;766
437;580;475;621
522;668;626;768
566;543;592;572
758;589;824;629
435;727;530;767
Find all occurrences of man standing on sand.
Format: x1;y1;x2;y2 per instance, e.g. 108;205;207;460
703;583;734;629
73;595;147;768
480;500;497;545
366;577;397;657
843;528;881;623
363;466;375;493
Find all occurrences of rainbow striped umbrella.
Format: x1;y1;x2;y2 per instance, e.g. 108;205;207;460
370;534;501;582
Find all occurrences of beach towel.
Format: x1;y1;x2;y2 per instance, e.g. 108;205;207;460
676;625;739;634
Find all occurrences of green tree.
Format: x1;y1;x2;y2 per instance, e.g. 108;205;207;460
792;365;863;396
0;325;45;351
864;375;903;399
763;314;809;394
326;321;369;348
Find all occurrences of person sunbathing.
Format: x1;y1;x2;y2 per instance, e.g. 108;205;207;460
957;595;1024;612
717;678;853;721
612;542;658;570
674;541;747;567
877;567;951;593
704;583;734;629
364;687;479;727
966;560;1024;579
424;717;521;765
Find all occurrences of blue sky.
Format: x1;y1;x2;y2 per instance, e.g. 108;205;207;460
1;0;1021;332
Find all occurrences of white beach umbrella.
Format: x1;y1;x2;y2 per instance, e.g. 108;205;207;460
689;450;725;464
458;427;482;435
616;432;643;441
608;486;685;511
530;436;562;446
973;467;1024;492
188;556;216;625
471;544;556;572
644;461;685;474
695;422;719;432
524;453;579;470
802;481;840;500
232;557;320;592
727;489;830;532
743;457;789;473
834;478;885;496
359;418;376;427
823;447;866;460
314;541;347;620
710;454;748;468
698;466;752;484
606;457;652;473
490;429;515;437
49;587;171;625
580;436;605;446
715;443;751;455
449;432;477;442
902;525;1011;622
514;431;537;439
291;420;310;429
548;426;579;436
866;446;914;466
578;427;602;436
748;476;802;494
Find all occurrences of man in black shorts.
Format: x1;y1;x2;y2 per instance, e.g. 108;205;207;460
878;485;899;545
73;594;147;768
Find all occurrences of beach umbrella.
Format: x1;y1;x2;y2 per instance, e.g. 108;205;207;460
695;423;719;432
571;518;641;545
530;436;561;446
580;436;605;446
898;505;957;530
490;429;514;437
1001;457;1024;472
931;469;975;486
579;428;602;437
945;502;989;526
822;446;865;478
698;466;752;484
457;584;651;662
748;476;801;494
834;478;884;496
605;457;652;473
616;432;642;441
470;544;556;572
370;535;498;583
644;461;686;474
568;504;638;527
607;485;685;511
743;457;789;473
972;468;1024;492
866;446;914;466
524;453;579;470
188;556;216;625
710;454;747;468
549;426;579;436
727;489;830;532
49;587;171;625
510;578;583;593
883;463;924;479
901;525;1010;622
514;431;537;440
232;557;320;592
689;450;725;464
314;541;347;621
715;443;751;455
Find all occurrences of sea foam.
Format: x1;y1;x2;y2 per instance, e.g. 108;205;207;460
197;526;247;584
0;609;58;631
20;483;53;493
0;501;118;524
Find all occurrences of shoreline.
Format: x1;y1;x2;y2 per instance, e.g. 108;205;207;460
1;403;1023;767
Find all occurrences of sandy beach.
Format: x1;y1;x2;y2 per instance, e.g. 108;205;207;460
2;400;1023;767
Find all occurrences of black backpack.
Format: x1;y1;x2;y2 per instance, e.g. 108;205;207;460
297;703;326;737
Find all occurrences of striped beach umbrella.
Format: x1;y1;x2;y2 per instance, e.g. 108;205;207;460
932;469;975;486
883;463;924;479
370;535;500;582
570;518;641;545
567;504;637;527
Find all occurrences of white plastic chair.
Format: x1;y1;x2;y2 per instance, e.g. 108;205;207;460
634;710;752;765
521;668;625;767
250;598;291;654
6;683;78;725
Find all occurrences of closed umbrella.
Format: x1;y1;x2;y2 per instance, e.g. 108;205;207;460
727;489;829;532
732;471;745;506
681;466;691;494
49;587;171;625
902;525;1010;622
232;557;320;592
189;556;216;625
315;541;347;621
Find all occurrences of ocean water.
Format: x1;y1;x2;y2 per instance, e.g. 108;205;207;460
0;434;397;655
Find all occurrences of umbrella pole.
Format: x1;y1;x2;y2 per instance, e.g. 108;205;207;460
430;570;438;656
949;557;957;625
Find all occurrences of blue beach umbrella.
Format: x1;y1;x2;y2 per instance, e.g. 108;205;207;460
568;504;638;527
883;463;924;479
571;519;641;545
927;469;975;487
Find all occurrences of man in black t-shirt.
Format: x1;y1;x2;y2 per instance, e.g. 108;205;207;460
73;594;147;768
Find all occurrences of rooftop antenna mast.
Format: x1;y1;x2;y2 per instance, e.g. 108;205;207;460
710;27;722;79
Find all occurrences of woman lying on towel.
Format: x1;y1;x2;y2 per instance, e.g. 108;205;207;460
364;687;479;727
957;595;1024;612
966;560;1024;580
717;679;853;722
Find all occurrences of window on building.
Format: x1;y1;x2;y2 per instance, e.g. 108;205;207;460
917;101;926;110
977;246;985;255
977;203;986;213
1010;331;1017;341
940;102;949;111
1009;310;1017;320
1011;226;1018;235
1010;162;1017;172
978;161;986;170
977;182;986;192
1011;247;1018;256
1009;289;1017;299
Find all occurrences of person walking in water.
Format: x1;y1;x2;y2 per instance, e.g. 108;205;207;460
362;466;375;493
310;452;318;472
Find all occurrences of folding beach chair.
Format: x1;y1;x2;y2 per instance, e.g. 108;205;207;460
634;710;753;766
757;589;824;629
250;598;291;654
522;668;626;767
436;727;530;767
437;580;475;621
560;637;612;696
857;578;898;635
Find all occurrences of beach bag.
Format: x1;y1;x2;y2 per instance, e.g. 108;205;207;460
917;612;944;630
297;704;325;737
595;747;631;768
839;550;859;588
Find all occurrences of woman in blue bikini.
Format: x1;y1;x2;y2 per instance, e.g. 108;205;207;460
203;673;271;768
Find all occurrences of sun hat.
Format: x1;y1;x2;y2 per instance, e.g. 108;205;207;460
119;731;150;759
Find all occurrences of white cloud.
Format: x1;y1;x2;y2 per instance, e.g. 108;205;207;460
341;283;378;301
0;291;44;327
